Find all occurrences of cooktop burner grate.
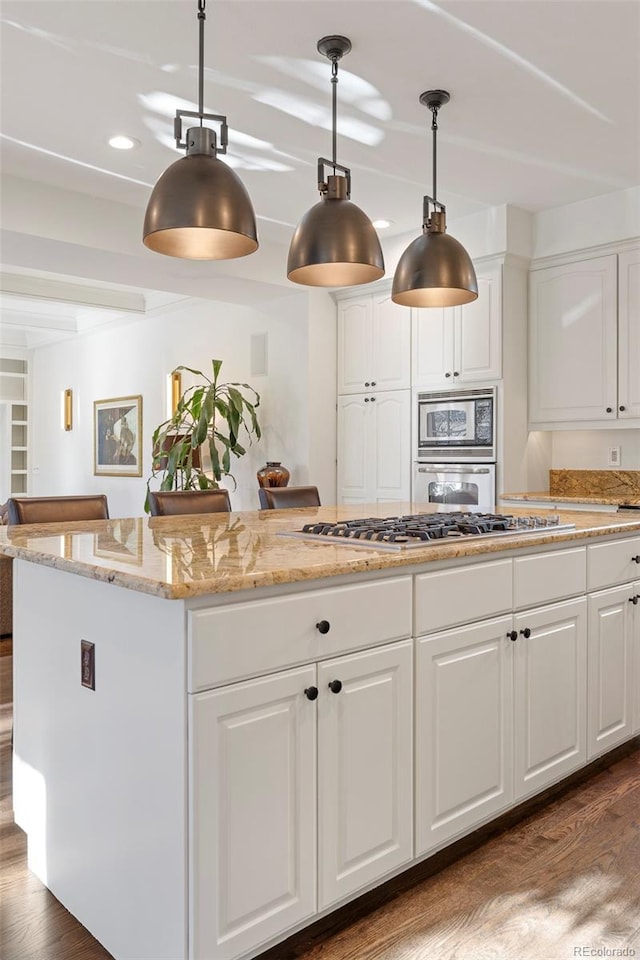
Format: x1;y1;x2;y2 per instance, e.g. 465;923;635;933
279;512;576;551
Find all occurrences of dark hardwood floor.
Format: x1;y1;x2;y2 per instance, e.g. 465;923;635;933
2;637;639;960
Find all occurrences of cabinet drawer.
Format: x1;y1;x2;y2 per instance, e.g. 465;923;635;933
513;547;585;609
188;576;412;691
587;536;640;590
415;559;512;635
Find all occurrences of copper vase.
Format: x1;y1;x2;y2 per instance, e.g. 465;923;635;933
257;461;290;488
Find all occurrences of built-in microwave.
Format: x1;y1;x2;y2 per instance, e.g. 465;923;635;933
416;386;496;462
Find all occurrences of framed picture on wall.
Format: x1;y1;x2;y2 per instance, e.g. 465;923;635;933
93;396;142;477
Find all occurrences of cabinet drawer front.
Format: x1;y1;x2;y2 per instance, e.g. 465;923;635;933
587;537;640;590
189;577;412;691
415;560;512;635
513;547;585;609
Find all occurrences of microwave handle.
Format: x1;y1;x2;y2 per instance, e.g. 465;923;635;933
416;465;492;474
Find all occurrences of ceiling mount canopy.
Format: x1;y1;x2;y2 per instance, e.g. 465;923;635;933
143;0;258;260
392;89;477;307
287;35;384;288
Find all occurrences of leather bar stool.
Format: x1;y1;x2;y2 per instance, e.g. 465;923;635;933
7;494;110;525
259;486;321;509
148;489;232;516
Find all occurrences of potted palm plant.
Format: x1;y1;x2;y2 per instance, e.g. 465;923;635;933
145;360;261;512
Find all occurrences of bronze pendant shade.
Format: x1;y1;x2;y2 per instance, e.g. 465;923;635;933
143;1;258;261
392;91;477;308
287;36;384;287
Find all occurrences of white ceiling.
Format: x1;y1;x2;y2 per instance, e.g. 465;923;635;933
0;0;639;341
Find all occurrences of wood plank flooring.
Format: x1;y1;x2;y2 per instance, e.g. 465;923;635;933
1;638;639;960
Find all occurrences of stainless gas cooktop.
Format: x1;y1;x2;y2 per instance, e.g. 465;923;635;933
279;512;576;552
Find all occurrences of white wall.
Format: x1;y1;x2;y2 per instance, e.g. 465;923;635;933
29;290;335;517
551;430;640;471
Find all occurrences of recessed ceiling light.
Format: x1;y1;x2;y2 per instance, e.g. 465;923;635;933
108;135;140;150
372;219;393;229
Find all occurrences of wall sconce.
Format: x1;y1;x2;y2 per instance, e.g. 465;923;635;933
171;371;182;416
63;388;73;431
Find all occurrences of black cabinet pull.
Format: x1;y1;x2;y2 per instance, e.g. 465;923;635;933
632;555;640;564
364;397;370;403
520;627;531;639
453;371;460;377
304;686;318;700
606;407;613;413
316;620;330;634
365;382;370;387
619;405;626;412
445;372;451;378
328;680;343;694
507;630;518;642
371;396;376;402
371;381;376;387
630;596;639;605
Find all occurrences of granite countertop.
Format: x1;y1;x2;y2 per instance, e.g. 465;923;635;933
1;503;640;600
501;491;640;506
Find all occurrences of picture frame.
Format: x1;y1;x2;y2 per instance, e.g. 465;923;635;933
93;395;142;477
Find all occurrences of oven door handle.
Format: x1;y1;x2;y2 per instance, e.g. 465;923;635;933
416;465;492;474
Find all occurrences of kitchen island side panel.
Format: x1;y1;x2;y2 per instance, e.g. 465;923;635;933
12;560;188;960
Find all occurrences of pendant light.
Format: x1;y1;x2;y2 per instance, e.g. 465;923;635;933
143;0;258;260
287;36;384;287
392;91;477;307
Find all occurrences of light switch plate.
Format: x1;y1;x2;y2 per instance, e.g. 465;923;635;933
608;446;621;467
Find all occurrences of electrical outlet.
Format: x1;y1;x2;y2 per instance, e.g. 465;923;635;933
81;640;95;690
608;446;621;467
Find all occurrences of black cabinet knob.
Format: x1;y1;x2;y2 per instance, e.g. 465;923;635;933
453;371;460;377
632;556;640;563
507;630;518;642
445;372;451;378
520;627;531;639
365;382;370;387
371;396;376;402
630;596;639;605
371;381;377;387
606;407;613;413
328;680;343;694
364;397;370;403
619;405;626;412
316;620;330;634
304;686;318;700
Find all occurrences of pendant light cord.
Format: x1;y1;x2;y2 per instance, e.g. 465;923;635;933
197;0;206;124
331;55;339;174
431;104;438;202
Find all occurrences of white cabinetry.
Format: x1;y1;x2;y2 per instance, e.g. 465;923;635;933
412;265;502;388
633;580;640;735
587;585;635;758
338;290;410;394
337;390;410;503
529;248;640;425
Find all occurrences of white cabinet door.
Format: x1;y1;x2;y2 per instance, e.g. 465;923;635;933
190;666;317;960
513;598;587;800
587;585;635;758
371;291;411;391
618;248;640;419
529;255;618;423
317;640;413;908
633;581;640;735
337;395;374;502
337;391;410;504
338;297;373;394
415;616;514;856
412;306;454;387
372;390;411;502
455;266;502;383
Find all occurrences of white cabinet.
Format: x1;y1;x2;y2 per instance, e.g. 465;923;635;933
415;615;514;855
337;390;410;503
633;581;640;735
618;248;640;419
587;585;635;758
191;641;413;958
412;265;502;388
338;291;411;394
529;249;640;425
513;597;587;800
317;640;413;908
190;666;317;960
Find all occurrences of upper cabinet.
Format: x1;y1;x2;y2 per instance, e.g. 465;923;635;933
412;265;502;389
528;248;640;425
338;290;411;394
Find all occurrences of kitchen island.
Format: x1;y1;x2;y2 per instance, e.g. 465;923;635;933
2;504;640;960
